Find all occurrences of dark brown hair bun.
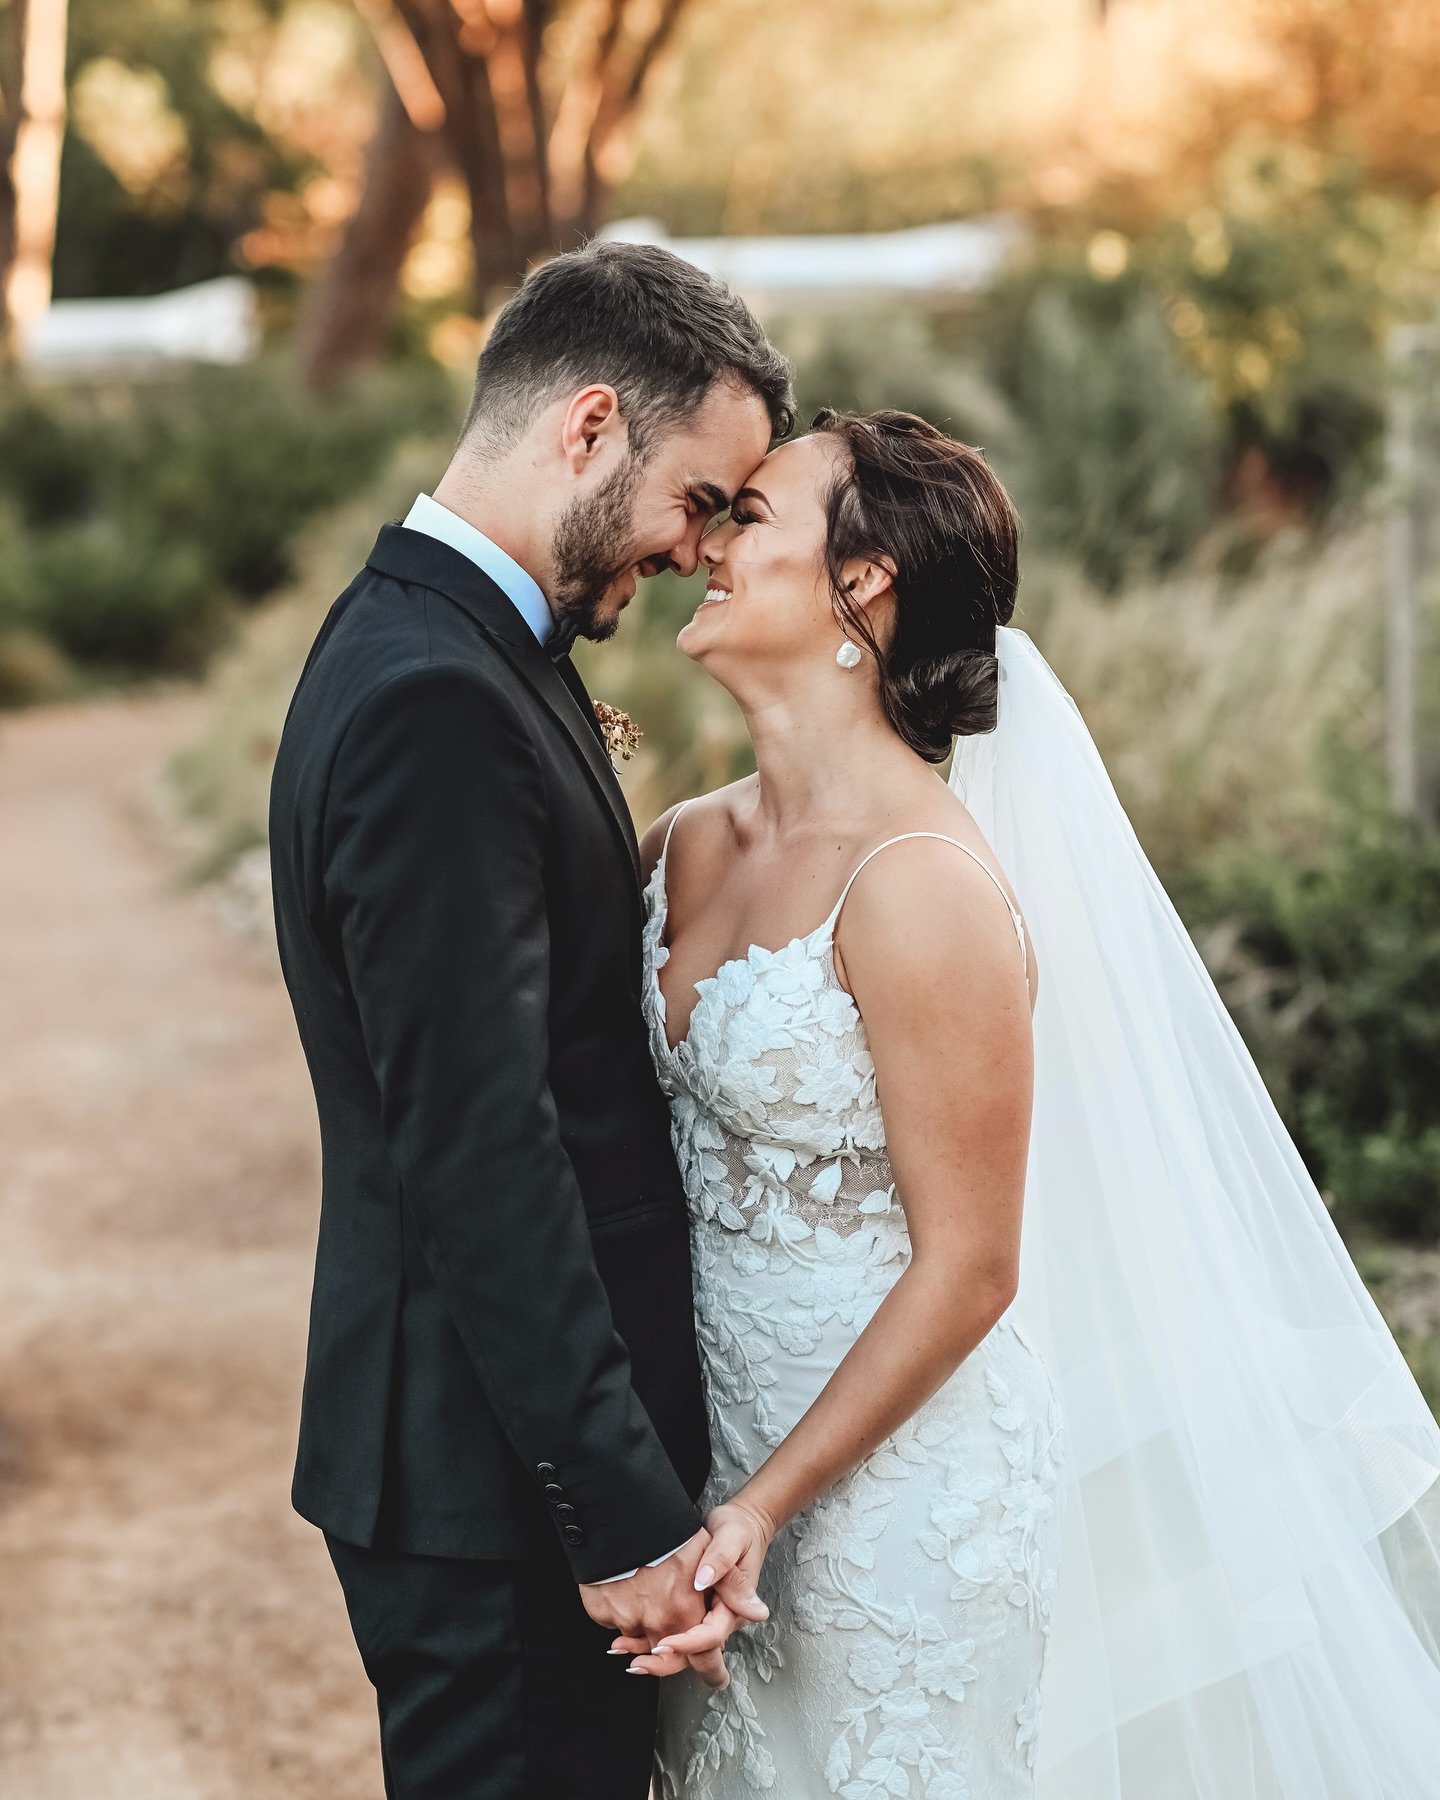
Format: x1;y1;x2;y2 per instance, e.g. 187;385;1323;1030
812;408;1020;761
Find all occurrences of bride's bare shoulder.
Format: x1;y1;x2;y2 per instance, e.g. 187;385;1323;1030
637;777;755;883
835;784;1038;1012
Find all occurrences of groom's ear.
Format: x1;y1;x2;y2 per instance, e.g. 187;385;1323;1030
559;384;624;474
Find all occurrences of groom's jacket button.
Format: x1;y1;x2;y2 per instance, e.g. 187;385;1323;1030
535;1462;558;1480
553;1503;576;1521
563;1524;585;1545
543;1483;566;1501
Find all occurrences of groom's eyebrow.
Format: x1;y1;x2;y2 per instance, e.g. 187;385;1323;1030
688;480;731;514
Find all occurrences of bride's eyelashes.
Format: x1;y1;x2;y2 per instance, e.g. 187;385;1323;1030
702;502;756;534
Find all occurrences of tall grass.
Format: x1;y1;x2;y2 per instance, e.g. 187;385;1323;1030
1020;520;1390;876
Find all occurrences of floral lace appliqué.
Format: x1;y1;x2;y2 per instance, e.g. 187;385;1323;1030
644;839;1067;1800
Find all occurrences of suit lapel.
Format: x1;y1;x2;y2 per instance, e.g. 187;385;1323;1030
487;635;643;887
364;524;643;891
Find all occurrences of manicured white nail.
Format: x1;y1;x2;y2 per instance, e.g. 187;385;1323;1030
625;1667;648;1675
694;1564;715;1589
652;1641;673;1654
607;1647;628;1654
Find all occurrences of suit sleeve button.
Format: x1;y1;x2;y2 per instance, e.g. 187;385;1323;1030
535;1462;557;1480
553;1503;575;1521
563;1524;584;1544
543;1484;565;1501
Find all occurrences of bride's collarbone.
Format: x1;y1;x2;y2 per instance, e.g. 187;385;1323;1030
665;811;997;958
662;845;853;972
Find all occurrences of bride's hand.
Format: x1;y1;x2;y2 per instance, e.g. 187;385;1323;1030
611;1596;740;1687
694;1497;774;1618
610;1497;775;1687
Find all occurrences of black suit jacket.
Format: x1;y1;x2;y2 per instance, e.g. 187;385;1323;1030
268;523;709;1582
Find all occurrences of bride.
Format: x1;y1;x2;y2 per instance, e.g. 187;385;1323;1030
610;408;1440;1798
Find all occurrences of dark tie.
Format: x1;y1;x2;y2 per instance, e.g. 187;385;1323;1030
546;612;582;662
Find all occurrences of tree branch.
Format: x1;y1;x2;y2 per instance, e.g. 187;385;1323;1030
580;0;690;232
394;0;521;299
546;0;626;235
297;63;442;391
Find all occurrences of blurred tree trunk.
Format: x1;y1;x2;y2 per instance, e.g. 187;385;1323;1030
298;66;443;392
568;0;688;238
0;3;21;344
304;0;693;386
0;0;68;362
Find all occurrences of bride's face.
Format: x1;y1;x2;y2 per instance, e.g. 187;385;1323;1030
677;435;849;676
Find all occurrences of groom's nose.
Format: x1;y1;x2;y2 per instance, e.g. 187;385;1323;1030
665;518;708;579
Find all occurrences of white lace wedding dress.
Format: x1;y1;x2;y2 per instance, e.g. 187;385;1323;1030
644;815;1068;1800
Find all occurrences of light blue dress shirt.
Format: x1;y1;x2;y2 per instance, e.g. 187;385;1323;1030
403;493;555;644
402;491;688;1587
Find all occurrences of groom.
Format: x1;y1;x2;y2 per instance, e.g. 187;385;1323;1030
269;240;792;1797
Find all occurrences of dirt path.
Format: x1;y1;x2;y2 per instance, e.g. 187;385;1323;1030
0;695;377;1798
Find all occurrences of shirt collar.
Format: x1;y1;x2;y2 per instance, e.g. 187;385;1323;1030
402;493;555;645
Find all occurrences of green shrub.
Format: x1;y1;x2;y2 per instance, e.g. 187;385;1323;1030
1176;815;1440;1243
1145;144;1401;507
0;356;457;696
769;304;1019;454
108;361;454;598
0;395;110;527
978;265;1223;590
21;523;227;672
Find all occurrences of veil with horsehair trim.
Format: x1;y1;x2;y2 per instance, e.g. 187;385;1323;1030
948;626;1440;1798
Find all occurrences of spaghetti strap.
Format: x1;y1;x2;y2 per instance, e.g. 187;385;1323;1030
824;831;1028;976
656;798;694;884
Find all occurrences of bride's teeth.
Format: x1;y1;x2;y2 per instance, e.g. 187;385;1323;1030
702;587;730;604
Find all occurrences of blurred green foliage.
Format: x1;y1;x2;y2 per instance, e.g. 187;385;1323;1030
0;360;453;693
764;291;1222;598
1176;816;1440;1244
989;275;1221;591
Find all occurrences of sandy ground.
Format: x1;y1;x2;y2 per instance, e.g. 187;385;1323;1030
0;695;379;1798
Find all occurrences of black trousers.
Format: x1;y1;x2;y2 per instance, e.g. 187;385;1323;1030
325;1532;660;1800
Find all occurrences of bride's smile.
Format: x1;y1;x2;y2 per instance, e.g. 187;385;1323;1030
677;436;876;683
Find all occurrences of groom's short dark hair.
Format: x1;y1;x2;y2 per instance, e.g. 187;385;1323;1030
462;239;794;458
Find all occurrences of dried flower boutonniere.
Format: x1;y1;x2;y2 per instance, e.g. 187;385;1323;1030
593;700;643;763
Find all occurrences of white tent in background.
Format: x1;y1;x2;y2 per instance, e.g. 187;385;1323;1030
22;275;260;376
600;215;1024;307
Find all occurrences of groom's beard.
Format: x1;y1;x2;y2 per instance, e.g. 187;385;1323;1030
550;453;649;643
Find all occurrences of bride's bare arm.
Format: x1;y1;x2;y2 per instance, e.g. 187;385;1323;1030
737;836;1033;1533
620;835;1034;1676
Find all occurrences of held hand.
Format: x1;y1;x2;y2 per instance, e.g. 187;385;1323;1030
611;1598;741;1688
578;1527;711;1644
610;1496;775;1685
694;1497;774;1621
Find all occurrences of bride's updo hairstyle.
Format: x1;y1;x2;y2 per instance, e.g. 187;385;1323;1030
812;408;1020;761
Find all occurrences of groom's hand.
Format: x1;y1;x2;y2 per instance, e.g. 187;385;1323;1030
578;1527;712;1646
606;1498;774;1686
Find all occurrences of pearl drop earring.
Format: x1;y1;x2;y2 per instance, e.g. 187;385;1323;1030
836;639;864;670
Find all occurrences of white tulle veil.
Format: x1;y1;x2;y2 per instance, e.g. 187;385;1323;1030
948;626;1440;1798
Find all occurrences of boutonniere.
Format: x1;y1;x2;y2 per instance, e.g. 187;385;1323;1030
593;700;643;763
